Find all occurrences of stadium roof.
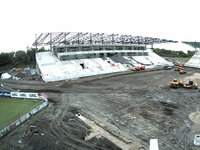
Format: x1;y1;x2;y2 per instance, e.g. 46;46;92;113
33;32;178;47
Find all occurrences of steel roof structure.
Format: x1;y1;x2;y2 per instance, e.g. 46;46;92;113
33;32;178;47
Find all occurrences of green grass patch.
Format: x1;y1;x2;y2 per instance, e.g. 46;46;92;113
173;57;191;62
0;97;43;130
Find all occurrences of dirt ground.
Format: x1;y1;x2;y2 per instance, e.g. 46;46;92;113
1;67;200;150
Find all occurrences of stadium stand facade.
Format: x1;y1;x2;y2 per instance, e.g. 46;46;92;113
36;44;173;82
185;51;200;68
34;32;176;82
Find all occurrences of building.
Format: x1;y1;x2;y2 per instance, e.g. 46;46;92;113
35;32;175;82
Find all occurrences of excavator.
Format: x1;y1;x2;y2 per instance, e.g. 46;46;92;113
183;80;198;89
174;63;184;71
179;68;187;74
174;66;183;71
179;63;183;67
171;79;183;88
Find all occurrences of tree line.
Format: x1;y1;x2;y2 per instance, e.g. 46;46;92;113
182;41;200;48
153;48;195;58
0;47;47;66
0;47;196;67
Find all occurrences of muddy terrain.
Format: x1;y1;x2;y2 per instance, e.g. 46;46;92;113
1;68;200;150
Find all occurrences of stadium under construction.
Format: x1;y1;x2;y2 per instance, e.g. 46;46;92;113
34;32;177;82
2;32;200;150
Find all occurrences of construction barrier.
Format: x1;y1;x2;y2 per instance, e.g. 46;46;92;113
10;92;39;99
0;92;48;138
0;92;11;97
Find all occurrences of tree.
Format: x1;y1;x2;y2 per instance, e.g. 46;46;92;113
26;48;36;63
38;47;46;52
0;52;11;66
15;51;27;64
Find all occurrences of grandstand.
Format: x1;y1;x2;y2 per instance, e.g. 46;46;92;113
185;51;200;68
34;32;176;82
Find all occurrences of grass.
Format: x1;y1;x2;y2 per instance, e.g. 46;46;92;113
173;57;191;62
0;97;42;129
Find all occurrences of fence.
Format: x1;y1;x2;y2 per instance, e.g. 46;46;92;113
0;92;48;138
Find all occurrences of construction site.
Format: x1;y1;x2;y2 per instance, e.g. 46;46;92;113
1;32;200;150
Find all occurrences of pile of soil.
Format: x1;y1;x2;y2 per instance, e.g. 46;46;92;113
16;72;26;78
183;73;200;87
189;112;200;124
16;73;42;81
22;107;122;150
26;75;42;81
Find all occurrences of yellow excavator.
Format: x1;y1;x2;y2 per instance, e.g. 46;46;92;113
179;68;187;74
174;63;184;71
171;79;183;88
183;80;198;89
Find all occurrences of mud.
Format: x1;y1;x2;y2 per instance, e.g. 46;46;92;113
1;68;200;150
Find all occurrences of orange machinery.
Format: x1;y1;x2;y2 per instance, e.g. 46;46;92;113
170;79;183;88
179;68;187;74
183;81;198;89
140;66;145;70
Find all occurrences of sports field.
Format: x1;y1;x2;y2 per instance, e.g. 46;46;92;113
0;97;42;129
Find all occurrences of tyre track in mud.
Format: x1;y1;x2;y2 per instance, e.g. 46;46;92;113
47;94;94;150
145;72;200;150
1;68;200;150
44;93;122;150
44;69;200;149
104;87;182;150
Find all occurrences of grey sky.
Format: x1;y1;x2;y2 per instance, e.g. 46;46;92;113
0;0;199;52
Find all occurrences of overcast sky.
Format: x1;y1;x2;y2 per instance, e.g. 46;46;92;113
0;0;199;52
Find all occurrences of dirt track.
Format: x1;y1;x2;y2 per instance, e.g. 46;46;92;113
1;68;200;150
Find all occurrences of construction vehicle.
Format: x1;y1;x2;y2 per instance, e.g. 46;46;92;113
15;68;22;72
179;68;187;74
140;66;145;70
174;63;184;71
164;65;172;70
174;67;179;71
133;66;145;71
134;66;141;71
174;66;183;71
183;80;198;89
170;79;183;88
179;63;183;67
